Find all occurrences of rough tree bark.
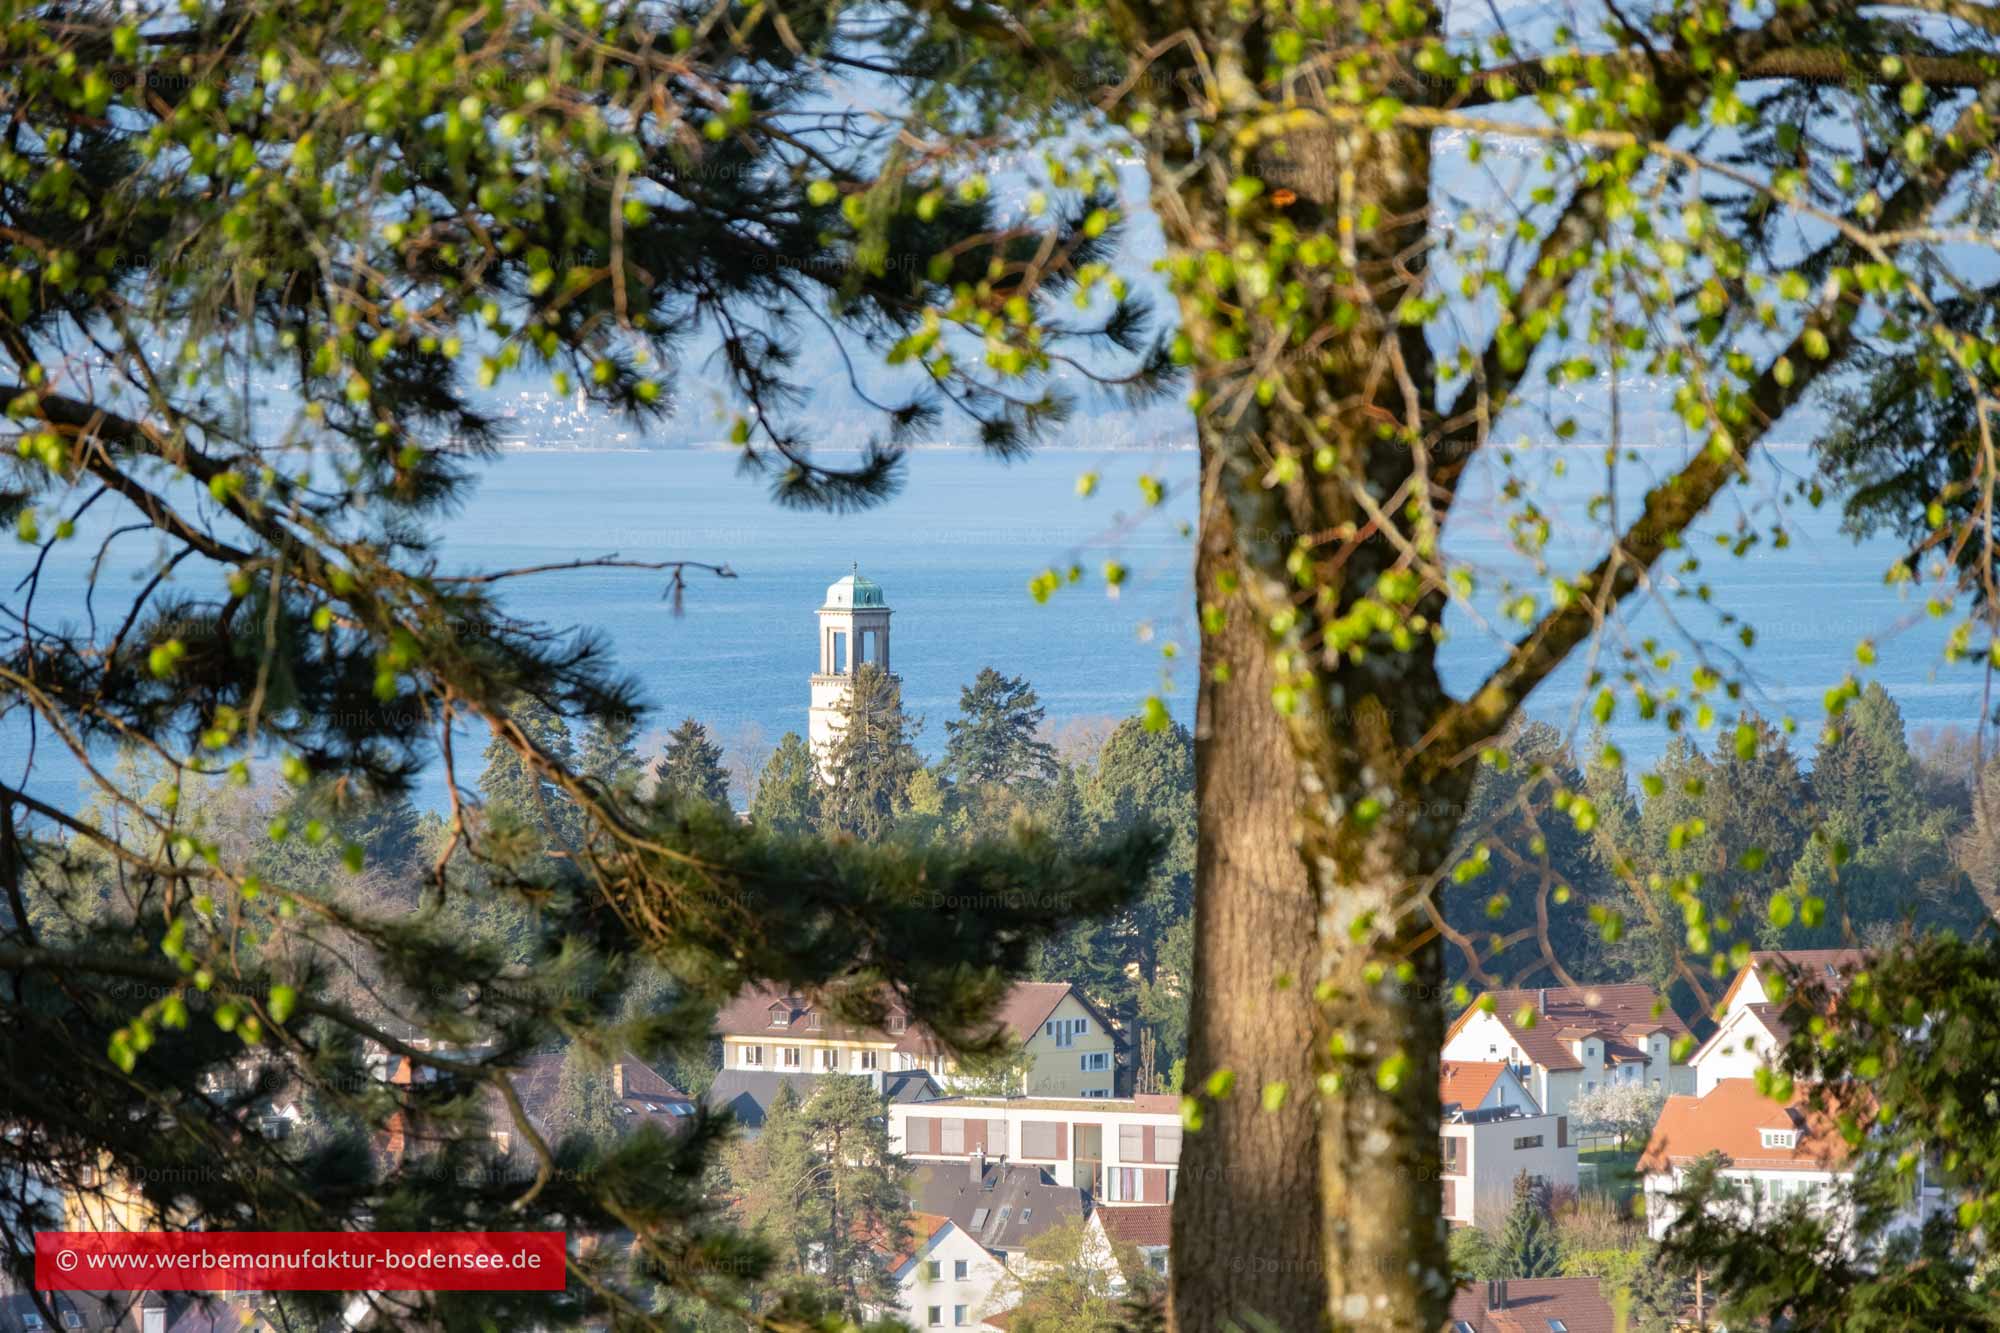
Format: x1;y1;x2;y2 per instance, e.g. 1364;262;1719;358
1157;24;1471;1330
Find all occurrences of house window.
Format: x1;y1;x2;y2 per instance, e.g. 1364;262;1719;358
928;1308;942;1327
818;1049;839;1071
954;1259;968;1280
1081;1052;1110;1072
1761;1129;1797;1149
1107;1167;1141;1201
856;1050;878;1070
742;1045;763;1067
781;1047;801;1069
1022;1122;1061;1158
1514;1135;1544;1150
941;1119;966;1154
1156;1126;1183;1164
1045;1018;1088;1048
1441;1136;1464;1174
768;1004;789;1027
954;1307;968;1326
925;1260;941;1281
63;1316;82;1331
1083;1089;1112;1098
888;1013;908;1034
808;1011;822;1030
1120;1124;1145;1161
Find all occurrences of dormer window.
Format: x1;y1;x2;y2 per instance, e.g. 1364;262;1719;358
808;1011;823;1030
767;1003;790;1027
887;1013;907;1035
1761;1129;1797;1150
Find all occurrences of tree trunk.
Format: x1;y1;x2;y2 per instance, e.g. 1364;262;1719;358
1168;488;1327;1330
1158;28;1467;1328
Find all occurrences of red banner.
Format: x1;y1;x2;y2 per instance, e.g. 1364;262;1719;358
35;1231;566;1291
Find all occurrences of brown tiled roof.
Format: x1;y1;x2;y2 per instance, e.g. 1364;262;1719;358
1446;1278;1617;1332
1439;1061;1507;1111
716;980;1117;1054
1096;1203;1172;1247
1717;950;1869;1015
1637;1078;1868;1175
509;1049;692;1134
1448;984;1690;1072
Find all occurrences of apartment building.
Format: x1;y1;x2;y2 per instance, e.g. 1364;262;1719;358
1638;1077;1941;1248
717;981;1122;1097
1438;1063;1578;1228
1443;984;1694;1116
890;1094;1182;1203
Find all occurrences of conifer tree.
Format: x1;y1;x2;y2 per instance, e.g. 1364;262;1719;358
750;733;824;835
945;668;1059;789
1498;1173;1562;1279
820;663;924;841
796;1075;910;1319
578;710;645;796
657;717;732;811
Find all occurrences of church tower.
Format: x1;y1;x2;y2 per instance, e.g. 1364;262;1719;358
809;565;893;771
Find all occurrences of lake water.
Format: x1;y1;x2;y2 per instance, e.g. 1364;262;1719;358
3;444;1988;813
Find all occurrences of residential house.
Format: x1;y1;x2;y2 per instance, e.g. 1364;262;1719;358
0;1292;265;1333
717;981;1122;1097
1637;1077;1940;1247
706;1068;940;1133
872;1213;1009;1331
1087;1203;1172;1288
911;1160;1086;1265
1442;984;1694;1117
891;1095;1181;1203
1691;950;1867;1094
1445;1278;1617;1333
508;1048;698;1142
1438;1064;1577;1229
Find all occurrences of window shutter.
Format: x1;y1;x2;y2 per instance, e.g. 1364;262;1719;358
941;1118;966;1154
1155;1126;1182;1165
988;1119;1008;1153
1119;1123;1144;1162
1557;1115;1569;1148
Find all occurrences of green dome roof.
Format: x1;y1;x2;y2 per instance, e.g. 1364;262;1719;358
824;565;887;609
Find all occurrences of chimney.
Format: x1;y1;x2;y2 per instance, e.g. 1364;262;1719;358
612;1061;626;1100
1490;1278;1509;1310
1538;988;1547;1016
971;1147;986;1183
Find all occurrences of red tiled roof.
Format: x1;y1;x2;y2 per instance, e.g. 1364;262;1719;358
1439;1061;1507;1111
874;1211;953;1271
1448;984;1690;1072
1446;1278;1617;1332
1637;1078;1869;1175
1096;1203;1172;1248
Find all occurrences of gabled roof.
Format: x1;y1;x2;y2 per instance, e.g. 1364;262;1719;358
1439;1061;1508;1112
1689;1002;1791;1067
1446;1278;1618;1332
1637;1078;1870;1175
1717;950;1869;1015
912;1161;1084;1252
878;1212;954;1273
508;1048;693;1136
1095;1203;1173;1248
715;980;1119;1056
1447;984;1691;1072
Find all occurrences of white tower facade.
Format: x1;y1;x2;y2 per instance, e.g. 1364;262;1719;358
810;566;894;771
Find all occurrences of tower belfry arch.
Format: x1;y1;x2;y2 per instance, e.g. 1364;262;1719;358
809;565;894;770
